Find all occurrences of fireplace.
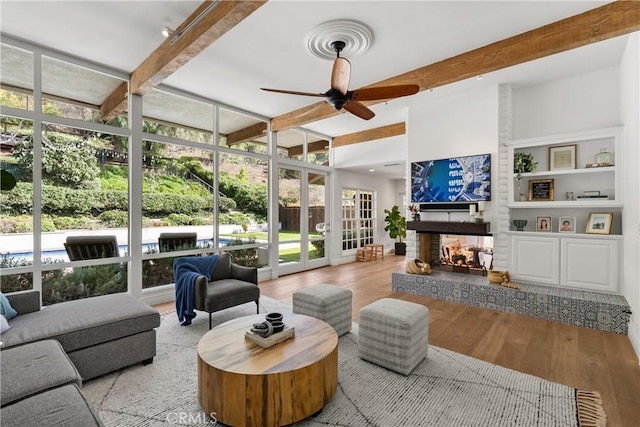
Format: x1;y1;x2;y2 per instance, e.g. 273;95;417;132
406;221;493;275
437;234;493;274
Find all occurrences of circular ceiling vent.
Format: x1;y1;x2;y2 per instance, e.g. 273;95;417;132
305;20;373;60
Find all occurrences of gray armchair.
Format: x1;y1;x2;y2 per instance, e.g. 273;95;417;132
193;253;260;329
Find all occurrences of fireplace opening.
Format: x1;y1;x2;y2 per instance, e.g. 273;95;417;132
436;234;493;275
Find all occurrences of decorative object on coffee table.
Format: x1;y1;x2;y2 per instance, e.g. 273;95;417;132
245;324;295;348
512;219;527;231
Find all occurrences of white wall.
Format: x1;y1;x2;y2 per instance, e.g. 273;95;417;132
513;67;620;139
332;135;406;169
329;169;399;265
620;33;640;359
408;84;500;224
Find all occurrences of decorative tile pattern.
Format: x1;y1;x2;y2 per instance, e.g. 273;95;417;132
391;270;631;335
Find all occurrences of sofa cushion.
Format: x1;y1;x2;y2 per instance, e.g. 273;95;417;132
1;340;81;407
1;384;103;427
210;252;231;281
0;293;160;352
0;292;17;320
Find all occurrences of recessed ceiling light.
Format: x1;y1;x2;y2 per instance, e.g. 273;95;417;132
369;169;375;172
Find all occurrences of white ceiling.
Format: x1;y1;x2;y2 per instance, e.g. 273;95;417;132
0;1;631;179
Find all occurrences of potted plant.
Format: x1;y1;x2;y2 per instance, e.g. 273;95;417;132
384;205;407;255
513;152;537;200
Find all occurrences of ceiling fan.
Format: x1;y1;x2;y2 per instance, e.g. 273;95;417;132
261;41;420;120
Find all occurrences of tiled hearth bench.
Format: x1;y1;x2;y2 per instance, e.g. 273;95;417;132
391;270;631;334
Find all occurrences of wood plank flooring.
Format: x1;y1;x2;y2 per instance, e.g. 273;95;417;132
257;256;640;427
155;255;640;426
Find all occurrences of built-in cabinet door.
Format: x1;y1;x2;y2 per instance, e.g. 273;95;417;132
561;238;619;292
510;235;560;285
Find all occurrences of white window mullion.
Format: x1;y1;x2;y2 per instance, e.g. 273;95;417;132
128;94;143;298
32;51;43;296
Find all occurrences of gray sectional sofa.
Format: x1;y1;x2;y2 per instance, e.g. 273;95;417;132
1;291;161;426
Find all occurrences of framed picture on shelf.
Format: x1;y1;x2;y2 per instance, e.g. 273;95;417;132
559;216;576;233
536;216;552;232
549;144;577;170
586;212;613;235
529;179;554;201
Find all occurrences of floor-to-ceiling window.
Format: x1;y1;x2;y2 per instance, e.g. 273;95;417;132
1;37;333;300
1;42;131;304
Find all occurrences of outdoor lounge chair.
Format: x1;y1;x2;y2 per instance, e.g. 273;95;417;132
158;232;198;252
64;235;120;261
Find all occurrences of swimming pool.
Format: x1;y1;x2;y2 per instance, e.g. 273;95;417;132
6;238;232;263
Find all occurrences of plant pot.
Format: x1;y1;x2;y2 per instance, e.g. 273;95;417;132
394;242;406;256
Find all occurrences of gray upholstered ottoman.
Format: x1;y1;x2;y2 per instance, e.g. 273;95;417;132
358;298;429;375
292;284;352;336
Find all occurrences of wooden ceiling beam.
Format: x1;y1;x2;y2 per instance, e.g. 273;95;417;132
226;122;268;145
101;0;267;121
287;139;330;157
270;1;640;132
332;122;406;148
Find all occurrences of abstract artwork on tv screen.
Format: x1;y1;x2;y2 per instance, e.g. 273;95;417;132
411;153;491;203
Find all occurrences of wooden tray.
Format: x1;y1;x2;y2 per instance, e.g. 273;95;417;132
245;325;295;348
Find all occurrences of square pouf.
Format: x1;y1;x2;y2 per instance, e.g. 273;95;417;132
293;284;352;336
358;298;429;375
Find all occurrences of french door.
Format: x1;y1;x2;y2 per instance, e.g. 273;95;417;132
277;166;329;276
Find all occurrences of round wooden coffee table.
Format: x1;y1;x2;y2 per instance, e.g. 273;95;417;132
197;312;338;427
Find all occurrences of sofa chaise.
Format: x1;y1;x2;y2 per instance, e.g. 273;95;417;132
1;290;161;380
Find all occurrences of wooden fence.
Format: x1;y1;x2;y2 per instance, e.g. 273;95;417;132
279;206;325;232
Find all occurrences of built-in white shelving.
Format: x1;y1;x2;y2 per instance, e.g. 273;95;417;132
506;127;623;208
505;127;624;293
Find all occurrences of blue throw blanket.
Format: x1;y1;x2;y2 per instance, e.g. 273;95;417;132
174;255;218;326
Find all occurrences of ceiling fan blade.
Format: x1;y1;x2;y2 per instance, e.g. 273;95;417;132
351;84;419;101
331;57;351;95
343;100;375;120
261;88;326;98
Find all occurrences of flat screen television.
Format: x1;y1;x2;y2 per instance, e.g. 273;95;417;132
411;153;491;204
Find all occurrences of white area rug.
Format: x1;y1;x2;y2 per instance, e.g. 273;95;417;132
83;297;605;426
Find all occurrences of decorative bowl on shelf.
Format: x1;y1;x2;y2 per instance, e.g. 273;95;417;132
512;219;527;231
